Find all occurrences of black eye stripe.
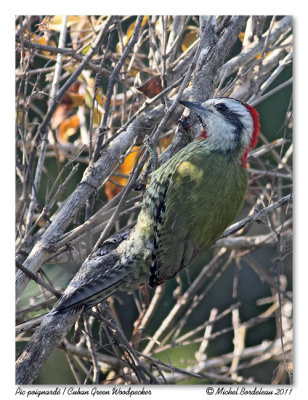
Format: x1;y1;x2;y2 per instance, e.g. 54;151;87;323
214;102;244;135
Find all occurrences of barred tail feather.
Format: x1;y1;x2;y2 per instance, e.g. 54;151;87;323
52;251;128;314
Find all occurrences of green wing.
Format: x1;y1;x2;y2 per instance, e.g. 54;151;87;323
145;143;248;286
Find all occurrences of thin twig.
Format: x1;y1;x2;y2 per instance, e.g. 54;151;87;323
93;16;144;161
250;78;293;107
15;261;62;300
221;194;292;239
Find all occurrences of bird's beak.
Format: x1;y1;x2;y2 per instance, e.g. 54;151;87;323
179;100;206;115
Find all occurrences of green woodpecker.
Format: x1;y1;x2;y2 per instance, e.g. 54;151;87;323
53;97;260;314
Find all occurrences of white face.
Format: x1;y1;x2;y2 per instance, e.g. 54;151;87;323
197;98;254;153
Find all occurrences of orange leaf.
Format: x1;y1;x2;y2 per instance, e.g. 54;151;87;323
66;92;85;107
51;105;67;130
37;36;47;45
238;32;245;42
51;82;83;129
136;75;162;98
257;51;273;60
128;67;139;77
181;30;198;52
160;134;174;150
104;181;122;201
59;114;80;142
105;146;140;200
60;82;83;108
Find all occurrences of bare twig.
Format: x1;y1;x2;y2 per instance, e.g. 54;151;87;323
221;194;292;239
93;16;144;161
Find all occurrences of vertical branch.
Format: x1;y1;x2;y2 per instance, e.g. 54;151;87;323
93;16;144;162
250;16;276;99
24;16;68;236
166;16;190;64
161;15;168;88
195;308;218;361
84;316;101;383
89;18;117;160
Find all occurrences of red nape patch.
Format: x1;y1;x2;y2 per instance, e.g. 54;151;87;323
241;148;249;168
199;129;207;138
241;103;260;168
245;103;260;148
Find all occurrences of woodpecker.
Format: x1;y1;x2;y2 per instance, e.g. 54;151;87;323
53;97;260;314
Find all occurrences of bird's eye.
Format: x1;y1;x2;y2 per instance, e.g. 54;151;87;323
214;103;228;113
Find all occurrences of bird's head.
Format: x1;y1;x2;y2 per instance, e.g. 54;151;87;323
179;97;260;166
